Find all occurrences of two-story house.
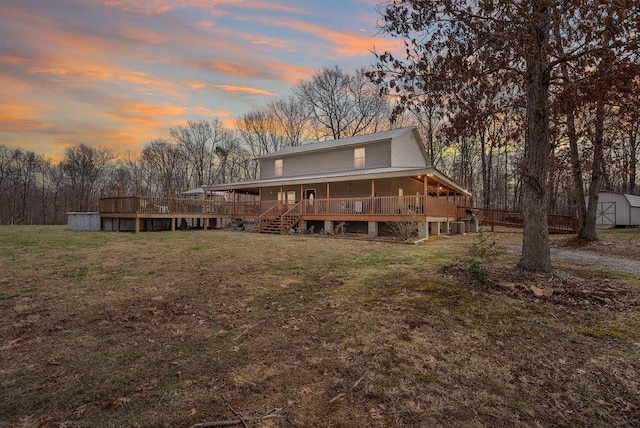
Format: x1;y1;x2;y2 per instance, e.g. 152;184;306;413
204;126;470;239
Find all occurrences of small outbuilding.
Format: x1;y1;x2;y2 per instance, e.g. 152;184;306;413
587;192;640;228
67;212;101;231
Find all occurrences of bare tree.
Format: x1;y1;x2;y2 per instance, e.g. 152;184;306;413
268;96;310;147
60;144;115;211
170;119;229;188
141;138;185;195
295;66;392;140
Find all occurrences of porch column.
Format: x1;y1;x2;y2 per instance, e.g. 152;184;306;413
326;183;330;199
371;180;375;214
232;191;237;217
368;221;378;237
423;176;429;217
418;222;429;240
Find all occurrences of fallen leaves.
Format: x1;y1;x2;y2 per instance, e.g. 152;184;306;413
111;397;131;409
47;357;61;366
369;405;385;420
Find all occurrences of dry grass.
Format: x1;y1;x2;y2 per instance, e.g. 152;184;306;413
0;226;639;427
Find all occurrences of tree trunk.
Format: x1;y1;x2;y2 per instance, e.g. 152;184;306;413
630;126;638;194
567;99;589;237
519;2;552;272
582;100;605;240
480;129;489;208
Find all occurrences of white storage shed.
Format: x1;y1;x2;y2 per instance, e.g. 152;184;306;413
587;192;640;227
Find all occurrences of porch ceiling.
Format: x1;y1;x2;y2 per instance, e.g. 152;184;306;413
204;166;471;196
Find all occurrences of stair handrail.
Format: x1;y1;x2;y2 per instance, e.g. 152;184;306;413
257;202;282;232
279;201;302;233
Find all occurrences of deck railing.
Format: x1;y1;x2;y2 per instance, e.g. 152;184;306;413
99;194;460;219
301;195;457;218
461;207;578;233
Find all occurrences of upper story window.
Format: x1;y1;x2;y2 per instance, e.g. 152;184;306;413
353;147;365;169
274;159;283;177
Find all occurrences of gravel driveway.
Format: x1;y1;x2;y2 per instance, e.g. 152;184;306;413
506;245;640;275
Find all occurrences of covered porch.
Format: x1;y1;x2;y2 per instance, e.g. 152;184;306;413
204;167;471;238
98;168;471;237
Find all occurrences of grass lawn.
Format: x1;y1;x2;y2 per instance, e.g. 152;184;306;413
0;226;638;427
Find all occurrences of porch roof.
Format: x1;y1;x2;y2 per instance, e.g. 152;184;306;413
204;166;471;196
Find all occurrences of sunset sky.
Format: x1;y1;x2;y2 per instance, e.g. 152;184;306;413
0;0;401;162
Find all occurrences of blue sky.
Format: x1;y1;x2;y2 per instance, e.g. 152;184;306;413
0;0;401;161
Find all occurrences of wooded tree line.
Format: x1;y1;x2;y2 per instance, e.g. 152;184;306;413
1;2;639;244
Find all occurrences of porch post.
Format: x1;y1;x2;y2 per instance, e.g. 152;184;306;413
368;221;378;237
418;222;429;240
116;187;122;232
371;180;375;214
171;189;177;232
136;186;141;213
423;176;429;216
326;183;330;215
233;191;237;217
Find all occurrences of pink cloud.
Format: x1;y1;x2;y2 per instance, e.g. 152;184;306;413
270;18;403;57
214;84;278;96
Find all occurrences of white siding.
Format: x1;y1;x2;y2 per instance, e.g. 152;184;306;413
262;141;391;178
260;159;276;179
391;129;429;167
625;194;640;225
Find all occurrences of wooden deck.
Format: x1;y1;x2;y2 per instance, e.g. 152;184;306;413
99;195;578;234
99;194;461;232
460;207;578;234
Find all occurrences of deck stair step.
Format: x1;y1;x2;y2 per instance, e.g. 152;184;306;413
258;202;301;234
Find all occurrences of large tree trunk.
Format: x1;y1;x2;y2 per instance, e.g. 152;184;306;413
519;1;552;273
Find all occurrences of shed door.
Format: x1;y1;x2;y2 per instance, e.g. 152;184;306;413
596;202;616;226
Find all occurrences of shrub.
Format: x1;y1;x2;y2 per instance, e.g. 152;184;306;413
462;229;503;283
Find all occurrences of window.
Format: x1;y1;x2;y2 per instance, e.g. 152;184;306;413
274;159;283;177
353;147;365;169
278;191;296;204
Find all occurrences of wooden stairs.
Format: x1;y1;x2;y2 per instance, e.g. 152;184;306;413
258;202;301;234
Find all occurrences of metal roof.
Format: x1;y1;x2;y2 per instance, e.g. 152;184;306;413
204;166;471;196
260;126;419;159
181;187;204;195
625;193;640;208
